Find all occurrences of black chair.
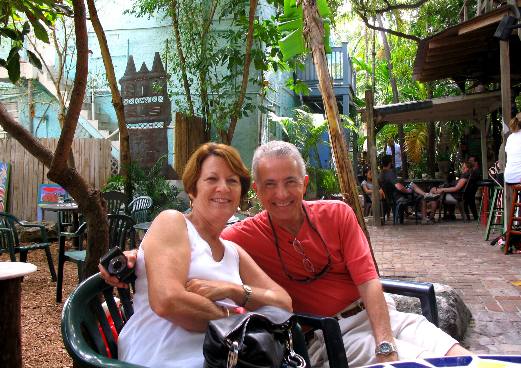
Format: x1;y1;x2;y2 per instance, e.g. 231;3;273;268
56;214;136;302
0;212;56;281
102;191;128;215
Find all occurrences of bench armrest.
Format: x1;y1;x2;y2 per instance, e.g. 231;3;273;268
381;278;439;326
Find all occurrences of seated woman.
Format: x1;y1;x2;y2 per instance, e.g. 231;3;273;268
429;162;471;220
107;143;292;367
360;167;384;216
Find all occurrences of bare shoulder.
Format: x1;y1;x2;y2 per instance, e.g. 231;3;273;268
147;210;187;235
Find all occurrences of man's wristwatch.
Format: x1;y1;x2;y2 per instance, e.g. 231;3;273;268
241;284;252;307
375;341;397;356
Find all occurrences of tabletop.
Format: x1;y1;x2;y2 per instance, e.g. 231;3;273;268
134;222;152;232
38;202;79;211
0;262;37;280
363;355;521;367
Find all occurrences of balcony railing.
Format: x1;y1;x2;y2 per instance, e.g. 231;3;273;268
459;0;517;21
296;42;354;93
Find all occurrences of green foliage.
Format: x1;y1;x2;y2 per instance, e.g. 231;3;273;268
339;0;473;176
316;168;340;197
103;156;188;218
272;107;328;165
0;0;71;82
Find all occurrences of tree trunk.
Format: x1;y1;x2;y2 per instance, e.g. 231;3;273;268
302;0;371;244
171;0;195;117
86;0;130;179
226;0;258;144
0;0;109;277
426;84;436;177
377;15;408;177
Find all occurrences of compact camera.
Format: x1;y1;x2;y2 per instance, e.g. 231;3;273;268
100;246;135;282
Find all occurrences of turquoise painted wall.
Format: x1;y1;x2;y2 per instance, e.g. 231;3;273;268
86;0;298;168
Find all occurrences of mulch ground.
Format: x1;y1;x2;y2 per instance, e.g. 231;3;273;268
1;242;75;367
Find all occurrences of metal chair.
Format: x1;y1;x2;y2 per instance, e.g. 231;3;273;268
128;196;153;223
56;214;135;302
0;212;56;281
102;191;128;215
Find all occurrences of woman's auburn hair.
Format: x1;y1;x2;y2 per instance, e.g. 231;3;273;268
182;142;251;200
510;112;521;132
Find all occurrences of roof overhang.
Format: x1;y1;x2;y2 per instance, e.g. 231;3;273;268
368;90;501;125
413;4;521;84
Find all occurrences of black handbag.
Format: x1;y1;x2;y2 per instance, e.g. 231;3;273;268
203;305;307;368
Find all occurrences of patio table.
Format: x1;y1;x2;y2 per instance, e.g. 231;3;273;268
0;262;37;368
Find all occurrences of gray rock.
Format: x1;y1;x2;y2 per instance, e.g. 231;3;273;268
388;283;472;341
16;221;57;242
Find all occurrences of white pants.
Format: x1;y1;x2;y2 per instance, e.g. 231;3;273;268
308;296;458;367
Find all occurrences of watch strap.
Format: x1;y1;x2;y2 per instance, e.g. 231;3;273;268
241;284;252;307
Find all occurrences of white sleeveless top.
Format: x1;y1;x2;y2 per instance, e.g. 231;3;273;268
118;217;243;367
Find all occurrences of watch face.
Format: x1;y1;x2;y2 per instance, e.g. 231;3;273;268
380;342;392;354
376;341;395;356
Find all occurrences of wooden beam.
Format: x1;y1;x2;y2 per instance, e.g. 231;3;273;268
500;39;512;239
458;13;504;35
365;90;382;227
479;117;488;178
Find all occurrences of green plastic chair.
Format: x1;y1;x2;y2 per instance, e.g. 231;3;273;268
61;273;144;367
0;212;56;281
56;214;136;303
102;191;128;215
62;273;313;368
128;196;152;224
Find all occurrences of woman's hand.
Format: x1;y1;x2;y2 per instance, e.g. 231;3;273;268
98;249;138;289
186;279;239;302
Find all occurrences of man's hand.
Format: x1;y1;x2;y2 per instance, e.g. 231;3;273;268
376;352;398;364
98;249;138;288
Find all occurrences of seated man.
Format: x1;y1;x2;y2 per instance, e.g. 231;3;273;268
379;156;439;224
102;141;470;367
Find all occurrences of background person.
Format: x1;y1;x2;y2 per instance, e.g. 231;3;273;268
109;143;291;367
430;162;471;220
505;113;521;185
361;167;385;216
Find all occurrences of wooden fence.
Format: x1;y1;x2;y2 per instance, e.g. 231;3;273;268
0;138;112;221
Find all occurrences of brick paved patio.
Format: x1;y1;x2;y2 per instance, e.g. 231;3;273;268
369;220;521;354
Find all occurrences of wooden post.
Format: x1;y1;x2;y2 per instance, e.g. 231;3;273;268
365;90;382;226
0;279;22;368
500;40;512;231
174;112;208;176
301;0;371;243
479;118;488;179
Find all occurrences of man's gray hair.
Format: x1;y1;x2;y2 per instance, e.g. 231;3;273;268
252;140;306;181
